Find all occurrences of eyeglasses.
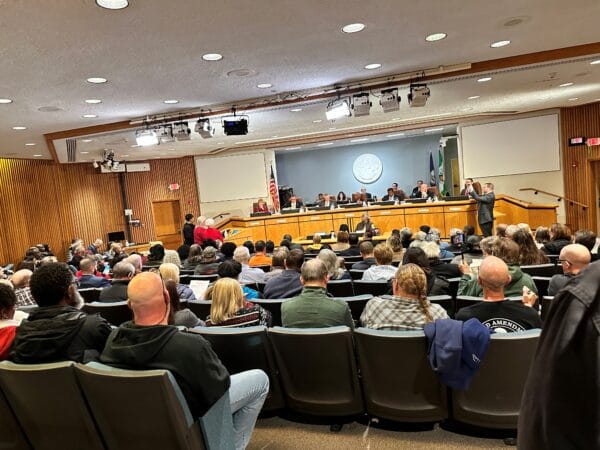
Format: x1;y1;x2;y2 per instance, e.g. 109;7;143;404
558;259;572;266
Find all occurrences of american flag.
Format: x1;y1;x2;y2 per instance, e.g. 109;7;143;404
269;165;280;213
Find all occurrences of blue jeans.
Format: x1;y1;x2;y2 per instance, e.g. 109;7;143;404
229;369;269;449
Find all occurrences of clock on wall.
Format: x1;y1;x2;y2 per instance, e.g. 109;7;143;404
352;153;382;184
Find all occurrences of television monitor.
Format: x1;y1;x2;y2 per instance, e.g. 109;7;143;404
108;231;126;242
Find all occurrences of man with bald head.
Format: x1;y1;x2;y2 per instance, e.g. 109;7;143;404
548;243;591;296
10;269;36;307
281;259;354;328
455;256;541;332
100;272;269;450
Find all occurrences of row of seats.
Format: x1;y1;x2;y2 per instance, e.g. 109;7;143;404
0;360;232;450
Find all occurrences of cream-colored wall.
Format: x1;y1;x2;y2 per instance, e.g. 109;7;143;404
196;149;275;219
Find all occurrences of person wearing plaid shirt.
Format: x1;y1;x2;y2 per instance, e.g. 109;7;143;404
361;263;448;331
11;270;37;307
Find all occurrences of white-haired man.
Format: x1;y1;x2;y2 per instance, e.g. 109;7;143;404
234;246;266;284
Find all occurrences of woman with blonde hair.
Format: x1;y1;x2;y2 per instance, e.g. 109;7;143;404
159;263;196;300
360;263;448;330
206;278;271;327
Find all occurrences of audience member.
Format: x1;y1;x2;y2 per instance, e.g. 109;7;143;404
193;215;207;245
318;249;351;280
99;271;268;450
450;235;484;266
331;231;350;252
361;245;397;281
351;241;376;270
534;226;550;248
424;228;454;259
243;240;255;255
386;234;404;262
264;249;288;281
183;213;195;246
306;234;323;253
249;241;272;267
124;253;143;274
163;249;182;267
182;244;203;270
548;244;591;296
339;233;361;257
0;284;28;360
399;227;413;249
177;244;191;262
164;280;203;328
206;278;271;327
219;242;237;261
234;247;265;284
495;223;508;238
455;256;541;332
108;242;127;268
79;258;111;288
463;225;476;239
510;228;549;265
194;247;221;275
209;260;259;300
281;259;354;328
574;229;599;261
159;263;196;301
402;247;450;295
542;223;572;255
422;242;461;279
264;249;304;299
99;261;135;303
200;218;224;244
88;239;103;255
361;264;448;330
146;244;165;267
69;245;87;269
10;263;111;363
265;240;275;255
10;269;36;307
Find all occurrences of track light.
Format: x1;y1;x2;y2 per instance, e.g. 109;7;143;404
195;118;215;138
352;93;372;117
159;125;175;144
93;161;99;169
380;88;400;112
136;129;159;146
174;122;191;141
408;83;430;107
325;98;351;120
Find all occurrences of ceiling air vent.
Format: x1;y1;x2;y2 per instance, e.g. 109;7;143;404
66;138;77;162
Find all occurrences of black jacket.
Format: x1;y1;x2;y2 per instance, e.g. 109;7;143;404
339;245;361;257
183;222;195;246
519;261;600;449
10;305;112;363
100;322;230;417
264;270;302;299
98;279;130;302
351;257;377;271
430;260;462;279
542;239;571;255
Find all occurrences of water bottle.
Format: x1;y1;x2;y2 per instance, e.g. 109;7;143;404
330;230;335;239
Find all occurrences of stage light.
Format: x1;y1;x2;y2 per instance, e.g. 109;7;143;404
174;122;191;141
195;118;215;138
408;83;430;107
136;129;159;146
352;93;372;117
93;161;99;169
159;125;175;144
325;98;351;120
379;88;400;113
222;117;249;135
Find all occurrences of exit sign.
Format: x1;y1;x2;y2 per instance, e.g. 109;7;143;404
168;183;180;191
586;137;600;146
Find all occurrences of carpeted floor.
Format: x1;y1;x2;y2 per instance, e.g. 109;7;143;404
248;417;509;449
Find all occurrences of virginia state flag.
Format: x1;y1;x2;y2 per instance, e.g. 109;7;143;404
429;151;436;186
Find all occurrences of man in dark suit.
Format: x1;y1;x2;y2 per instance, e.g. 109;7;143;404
78;258;111;289
469;182;495;237
460;178;474;196
285;196;303;209
410;180;424;198
182;213;195;246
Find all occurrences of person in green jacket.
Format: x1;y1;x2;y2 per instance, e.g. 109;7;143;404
281;259;354;329
458;236;538;297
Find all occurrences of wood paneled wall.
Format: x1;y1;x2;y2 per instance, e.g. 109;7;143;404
560;102;600;233
0;157;200;266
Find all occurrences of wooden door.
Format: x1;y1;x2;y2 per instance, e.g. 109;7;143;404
451;159;460;196
151;200;182;250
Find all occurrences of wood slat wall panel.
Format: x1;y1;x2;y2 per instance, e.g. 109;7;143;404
560;102;600;233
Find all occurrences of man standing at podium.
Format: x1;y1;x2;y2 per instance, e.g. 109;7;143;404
469;182;495;237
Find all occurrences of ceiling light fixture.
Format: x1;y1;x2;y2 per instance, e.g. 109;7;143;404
468;95;480;100
590;59;600;65
387;133;405;138
317;142;334;146
313;119;322;123
477;77;492;82
364;63;381;70
195;118;215;138
33;154;42;157
12;126;27;130
352;93;372;117
82;114;98;118
380;88;400;112
0;98;13;104
325;98;351;120
490;40;511;48
342;23;365;33
163;99;179;104
86;77;107;84
257;83;273;89
408;83;430;107
174;121;192;141
350;138;369;143
286;147;301;150
136;129;159;146
425;33;447;42
82;139;93;143
85;99;102;104
25;143;36;146
568;97;579;101
202;53;223;61
425;127;444;133
559;82;574;87
290;108;303;112
96;0;129;9
159;125;175;143
81;151;89;154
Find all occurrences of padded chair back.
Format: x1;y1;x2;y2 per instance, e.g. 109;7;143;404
0;388;30;449
344;261;357;271
189;274;219;283
427;295;454;317
180;269;196;276
83;301;132;326
353;280;390;296
532;276;551;299
354;328;447;422
327;279;354;297
455;295;482;313
16;304;37;314
189;326;284;411
447;277;461;299
343;256;363;263
76;362;233;450
541;296;554;321
251;299;287;326
186;300;212;322
256;282;267;293
521;263;561;277
78;287;102;303
0;361;103;450
338;295;373;322
268;326;363;416
254;265;271;273
451;329;541;429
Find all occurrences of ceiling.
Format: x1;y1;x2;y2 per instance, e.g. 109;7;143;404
0;0;599;163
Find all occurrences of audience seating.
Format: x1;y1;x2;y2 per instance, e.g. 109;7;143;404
0;361;104;450
0;387;30;449
354;328;447;422
343;256;362;263
546;254;560;265
76;362;233;449
348;269;365;280
541;296;554;321
455;296;483;313
427;295;454;317
339;295;373;322
186;300;212;322
451;329;541;429
391;260;400;267
251;299;288;327
256;281;267;293
188;326;284;411
179;274;219;285
353;280;390;297
327;279;354;297
253;265;271;273
83;301;132;326
180;269;196;276
16;304;38;314
521;263;561;277
532;276;551;299
78;287;102;303
268;326;364;417
446;277;461;300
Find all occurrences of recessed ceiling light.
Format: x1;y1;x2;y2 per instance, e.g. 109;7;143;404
163;99;179;104
217;142;224;145
130;144;139;148
86;77;107;84
568;97;579;101
364;63;382;70
25;143;36;146
290;108;303;112
82;139;93;143
462;107;474;111
0;98;13;104
33;154;42;157
82;114;98;118
425;127;444;133
122;154;129;157
468;95;480;100
425;33;447;42
350;138;369;143
317;142;334;146
477;77;492;82
202;53;223;61
12;126;27;130
85;99;102;104
313;119;323;123
80;151;89;154
328;127;337;130
286;147;302;150
591;59;600;65
490;40;511;48
95;0;129;10
271;135;279;138
559;82;574;87
342;23;365;34
257;83;272;89
387;133;405;138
